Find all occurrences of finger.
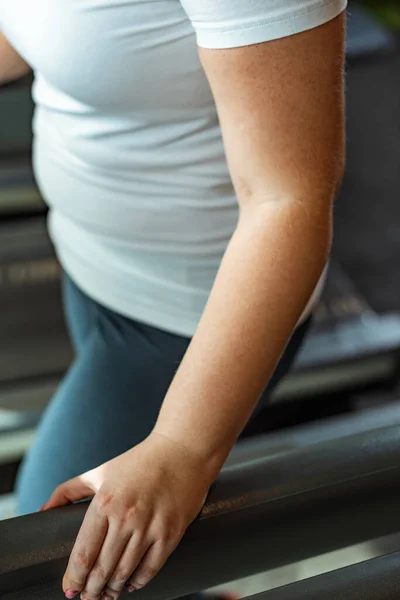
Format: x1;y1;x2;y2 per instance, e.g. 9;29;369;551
126;539;175;592
63;502;109;597
103;533;149;598
82;522;132;600
43;477;95;511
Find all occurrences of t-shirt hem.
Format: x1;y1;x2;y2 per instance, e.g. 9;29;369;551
195;0;347;49
49;210;323;339
58;250;201;338
56;241;322;339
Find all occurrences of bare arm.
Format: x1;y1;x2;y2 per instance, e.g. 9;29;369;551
43;13;346;598
155;13;346;471
0;30;30;86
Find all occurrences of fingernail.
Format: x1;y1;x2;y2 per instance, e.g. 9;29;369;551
39;505;47;512
126;584;137;592
65;592;79;599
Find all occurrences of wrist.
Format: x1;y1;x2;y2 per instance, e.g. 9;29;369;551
150;427;226;481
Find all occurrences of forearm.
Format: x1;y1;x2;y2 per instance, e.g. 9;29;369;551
154;197;332;475
0;31;30;86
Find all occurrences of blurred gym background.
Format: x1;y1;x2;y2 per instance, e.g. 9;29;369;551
1;0;400;592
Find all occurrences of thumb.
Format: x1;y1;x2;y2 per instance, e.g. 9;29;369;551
40;475;96;511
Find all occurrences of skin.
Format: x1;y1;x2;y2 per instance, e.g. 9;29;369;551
2;12;345;600
0;31;30;85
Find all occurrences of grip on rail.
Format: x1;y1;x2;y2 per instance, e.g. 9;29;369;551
1;424;400;599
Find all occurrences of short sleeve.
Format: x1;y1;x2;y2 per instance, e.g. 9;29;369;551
179;0;347;49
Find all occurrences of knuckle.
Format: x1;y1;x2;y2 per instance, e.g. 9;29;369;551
95;492;115;514
125;504;142;523
53;483;64;496
113;567;131;584
107;578;126;594
160;526;175;544
84;575;108;596
118;508;134;528
75;551;90;570
91;562;109;582
106;578;123;593
155;515;181;544
162;521;181;543
63;480;76;494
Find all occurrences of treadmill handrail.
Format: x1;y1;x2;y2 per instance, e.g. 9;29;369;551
256;551;400;600
2;425;400;599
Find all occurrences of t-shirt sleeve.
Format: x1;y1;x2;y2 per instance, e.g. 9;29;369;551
179;0;347;49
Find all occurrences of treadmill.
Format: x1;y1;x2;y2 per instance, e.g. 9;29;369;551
3;416;400;598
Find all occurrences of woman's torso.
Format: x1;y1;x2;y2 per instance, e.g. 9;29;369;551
0;0;324;335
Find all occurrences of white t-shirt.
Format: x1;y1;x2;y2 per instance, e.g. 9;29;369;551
0;0;346;336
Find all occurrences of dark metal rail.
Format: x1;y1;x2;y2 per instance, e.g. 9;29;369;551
2;425;400;600
259;551;400;599
227;401;400;467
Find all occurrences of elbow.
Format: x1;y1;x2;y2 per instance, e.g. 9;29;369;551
239;170;344;221
238;138;346;217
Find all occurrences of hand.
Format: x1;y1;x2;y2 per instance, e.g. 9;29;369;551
41;432;216;600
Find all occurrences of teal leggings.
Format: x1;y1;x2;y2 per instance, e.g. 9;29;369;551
16;274;310;515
